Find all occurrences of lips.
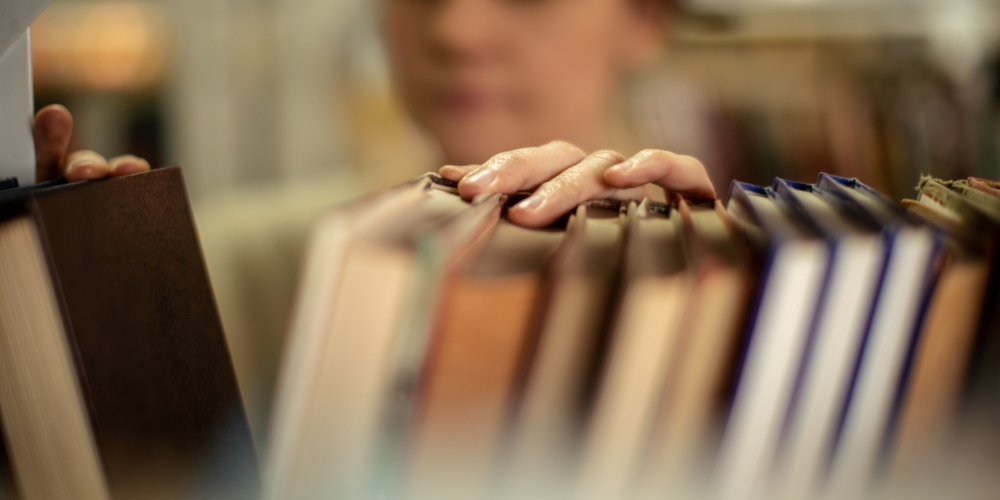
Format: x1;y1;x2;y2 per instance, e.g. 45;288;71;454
435;86;494;114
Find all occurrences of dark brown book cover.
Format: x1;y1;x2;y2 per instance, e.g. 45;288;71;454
2;167;258;498
0;429;12;499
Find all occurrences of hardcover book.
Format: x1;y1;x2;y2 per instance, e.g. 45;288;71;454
0;167;258;499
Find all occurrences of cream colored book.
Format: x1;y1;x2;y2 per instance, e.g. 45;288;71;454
636;197;753;499
265;175;500;500
572;200;693;500
500;202;625;499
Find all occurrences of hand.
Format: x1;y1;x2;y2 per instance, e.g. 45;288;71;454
33;104;151;183
438;141;716;227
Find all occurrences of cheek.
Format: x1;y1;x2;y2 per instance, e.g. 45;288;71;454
513;19;621;121
383;4;429;92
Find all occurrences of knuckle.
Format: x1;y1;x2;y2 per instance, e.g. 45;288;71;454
590;149;626;164
637;149;673;163
546;140;585;157
677;153;703;166
485;149;531;172
536;180;575;202
542;167;601;200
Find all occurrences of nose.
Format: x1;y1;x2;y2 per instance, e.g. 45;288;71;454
430;0;501;62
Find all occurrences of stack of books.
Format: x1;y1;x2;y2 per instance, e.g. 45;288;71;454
266;173;1000;500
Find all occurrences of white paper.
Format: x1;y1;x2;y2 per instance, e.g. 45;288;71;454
0;30;36;185
0;0;50;57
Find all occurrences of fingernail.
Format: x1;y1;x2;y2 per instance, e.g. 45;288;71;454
65;160;86;176
610;159;635;173
464;169;496;187
66;161;99;178
517;195;544;211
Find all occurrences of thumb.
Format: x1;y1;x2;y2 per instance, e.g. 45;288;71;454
33;105;74;182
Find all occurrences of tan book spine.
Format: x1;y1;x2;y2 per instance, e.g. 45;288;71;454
405;272;545;499
889;256;990;474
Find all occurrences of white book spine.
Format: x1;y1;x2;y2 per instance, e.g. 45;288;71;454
715;241;829;500
773;236;886;500
824;228;936;499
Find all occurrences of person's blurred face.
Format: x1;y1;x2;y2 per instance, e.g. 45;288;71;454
383;0;665;165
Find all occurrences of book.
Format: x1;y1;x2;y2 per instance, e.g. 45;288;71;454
573;200;693;500
0;0;49;57
1;0;51;184
501;202;625;499
403;210;563;499
768;178;887;500
714;181;830;500
0;167;257;499
903;176;1000;442
888;253;990;473
264;175;499;500
0;30;35;185
821;175;940;498
636;196;754;499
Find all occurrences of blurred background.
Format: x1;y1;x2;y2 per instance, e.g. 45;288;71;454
30;0;1000;446
32;0;1000;199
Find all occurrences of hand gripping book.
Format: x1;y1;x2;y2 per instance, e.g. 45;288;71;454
0;167;257;499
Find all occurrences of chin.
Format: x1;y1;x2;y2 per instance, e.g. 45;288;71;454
434;129;525;166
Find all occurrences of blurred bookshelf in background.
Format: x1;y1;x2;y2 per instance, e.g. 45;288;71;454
26;0;1000;201
30;0;170;173
635;0;1000;201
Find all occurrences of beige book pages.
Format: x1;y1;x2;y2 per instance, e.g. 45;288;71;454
636;198;751;498
573;276;690;500
404;221;563;500
637;265;749;496
267;178;474;500
573;202;692;500
501;205;624;498
0;217;110;500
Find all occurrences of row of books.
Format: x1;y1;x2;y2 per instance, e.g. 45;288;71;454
266;171;1000;499
644;40;994;203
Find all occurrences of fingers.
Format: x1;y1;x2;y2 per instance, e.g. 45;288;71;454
438;145;717;227
456;141;587;199
63;151;110;182
439;165;477;182
604;149;717;199
108;155;151;177
507;150;647;227
33;105;74;182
